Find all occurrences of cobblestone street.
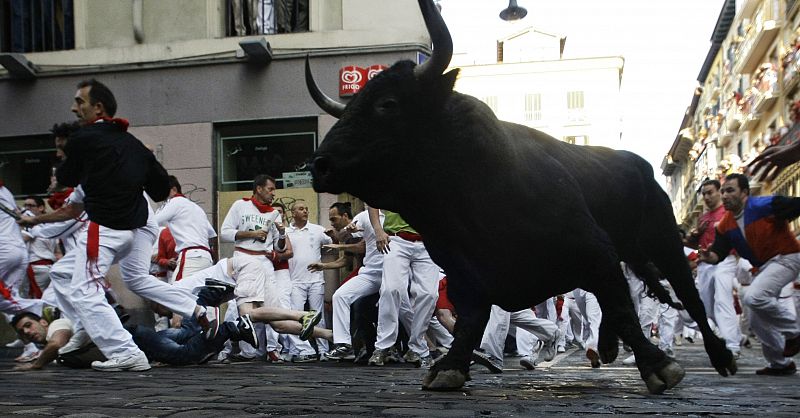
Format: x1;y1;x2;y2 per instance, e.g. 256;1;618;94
1;337;798;417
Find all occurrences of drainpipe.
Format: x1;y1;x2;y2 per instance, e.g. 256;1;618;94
133;0;144;43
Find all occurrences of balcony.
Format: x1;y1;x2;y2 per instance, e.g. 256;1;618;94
726;108;742;131
0;1;74;53
741;113;761;131
753;86;779;113
784;51;800;94
733;4;780;75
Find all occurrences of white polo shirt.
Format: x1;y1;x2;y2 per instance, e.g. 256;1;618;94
155;195;216;259
287;221;332;283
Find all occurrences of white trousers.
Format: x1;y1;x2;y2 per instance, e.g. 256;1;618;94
169;254;213;284
332;268;381;345
375;237;439;357
480;306;557;361
426;316;454;349
266;268;292;352
19;263;51;298
743;253;800;368
573;289;602;351
697;256;742;351
288;281;327;355
0;245;42;315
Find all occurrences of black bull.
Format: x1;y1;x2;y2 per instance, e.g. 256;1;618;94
305;0;736;394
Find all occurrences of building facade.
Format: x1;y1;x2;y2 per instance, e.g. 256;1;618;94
450;27;624;150
663;0;800;232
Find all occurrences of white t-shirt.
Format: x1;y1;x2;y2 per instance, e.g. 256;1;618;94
155;196;216;258
46;318;73;341
351;210;384;274
220;199;282;253
0;186;25;250
287;222;332;283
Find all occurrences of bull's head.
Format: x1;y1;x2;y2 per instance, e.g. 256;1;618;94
306;0;457;209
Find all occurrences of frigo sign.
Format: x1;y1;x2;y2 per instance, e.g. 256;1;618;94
339;65;388;97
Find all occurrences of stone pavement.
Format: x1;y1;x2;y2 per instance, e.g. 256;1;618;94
0;339;798;417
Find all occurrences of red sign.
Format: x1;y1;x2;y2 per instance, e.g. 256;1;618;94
339;65;387;97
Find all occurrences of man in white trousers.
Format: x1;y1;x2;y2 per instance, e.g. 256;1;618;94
155;175;216;284
369;208;440;368
285;201;331;362
472;305;560;372
20;79;215;372
220;174;289;361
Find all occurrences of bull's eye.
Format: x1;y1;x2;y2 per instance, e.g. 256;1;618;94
376;97;399;114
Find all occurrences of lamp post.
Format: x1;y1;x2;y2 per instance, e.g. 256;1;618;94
499;0;527;21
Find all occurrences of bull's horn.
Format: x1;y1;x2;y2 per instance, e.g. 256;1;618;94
413;0;453;80
305;55;346;119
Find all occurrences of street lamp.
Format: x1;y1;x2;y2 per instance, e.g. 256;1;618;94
499;0;527;21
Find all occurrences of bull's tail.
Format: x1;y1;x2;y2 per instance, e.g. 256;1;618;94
628;262;683;310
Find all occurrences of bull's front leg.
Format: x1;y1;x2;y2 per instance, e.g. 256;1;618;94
423;302;490;391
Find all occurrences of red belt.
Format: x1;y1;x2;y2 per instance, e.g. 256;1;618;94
388;231;423;242
26;260;54;299
235;246;279;263
174;245;212;281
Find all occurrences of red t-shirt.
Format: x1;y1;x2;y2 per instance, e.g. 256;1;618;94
698;205;725;249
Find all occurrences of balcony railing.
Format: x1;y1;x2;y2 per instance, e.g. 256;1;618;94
0;0;74;53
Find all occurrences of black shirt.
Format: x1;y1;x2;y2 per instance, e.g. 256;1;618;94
56;121;170;230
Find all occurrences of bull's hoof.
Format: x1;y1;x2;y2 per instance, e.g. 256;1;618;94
713;350;737;377
643;360;685;394
422;369;467;391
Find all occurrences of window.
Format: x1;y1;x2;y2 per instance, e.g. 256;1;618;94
481;96;498;115
524;93;542;122
0;135;57;198
564;135;588;145
225;0;308;36
1;0;74;52
566;91;586;124
217;117;317;192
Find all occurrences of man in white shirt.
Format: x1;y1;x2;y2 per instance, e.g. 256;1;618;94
219;174;290;360
20;196;59;299
286;201;332;361
154;176;216;282
0;184;44;317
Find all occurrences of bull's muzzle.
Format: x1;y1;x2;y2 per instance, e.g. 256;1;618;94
309;155;334;191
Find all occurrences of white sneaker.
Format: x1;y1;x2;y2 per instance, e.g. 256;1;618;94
540;329;562;362
5;339;25;348
91;352;151;372
622;354;636;366
520;356;536;370
59;329;91;355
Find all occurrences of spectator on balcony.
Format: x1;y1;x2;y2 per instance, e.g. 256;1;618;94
276;0;308;33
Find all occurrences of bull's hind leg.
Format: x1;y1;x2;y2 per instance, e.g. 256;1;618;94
640;196;735;377
590;267;685;394
423;274;491;391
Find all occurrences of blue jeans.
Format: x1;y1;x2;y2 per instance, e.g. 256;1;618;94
131;318;232;365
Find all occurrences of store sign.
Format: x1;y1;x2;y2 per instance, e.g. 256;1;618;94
339;64;387;97
282;171;313;189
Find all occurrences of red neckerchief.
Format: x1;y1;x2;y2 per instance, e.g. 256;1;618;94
242;196;274;213
48;188;74;211
90;116;130;131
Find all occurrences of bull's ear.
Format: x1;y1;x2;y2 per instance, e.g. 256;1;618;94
428;68;459;100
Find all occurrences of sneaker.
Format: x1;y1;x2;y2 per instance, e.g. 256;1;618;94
368;348;390;366
471;349;503;373
197;306;220;340
540;329;561;362
327;344;355;361
196;279;237;306
5;339;24;348
519;356;536;370
732;350;741;360
228;353;258;362
299;310;322;341
783;334;800;357
663;348;675;358
586;348;601;368
403;350;422;365
743;337;752;349
419;355;434;369
292;354;318;363
198;350;218;365
266;350;284;363
353;347;370;364
755;361;796;376
233;315;258;348
58;329;91;355
91;352;150;372
674;335;683;346
622;354;636;366
557;345;566;354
